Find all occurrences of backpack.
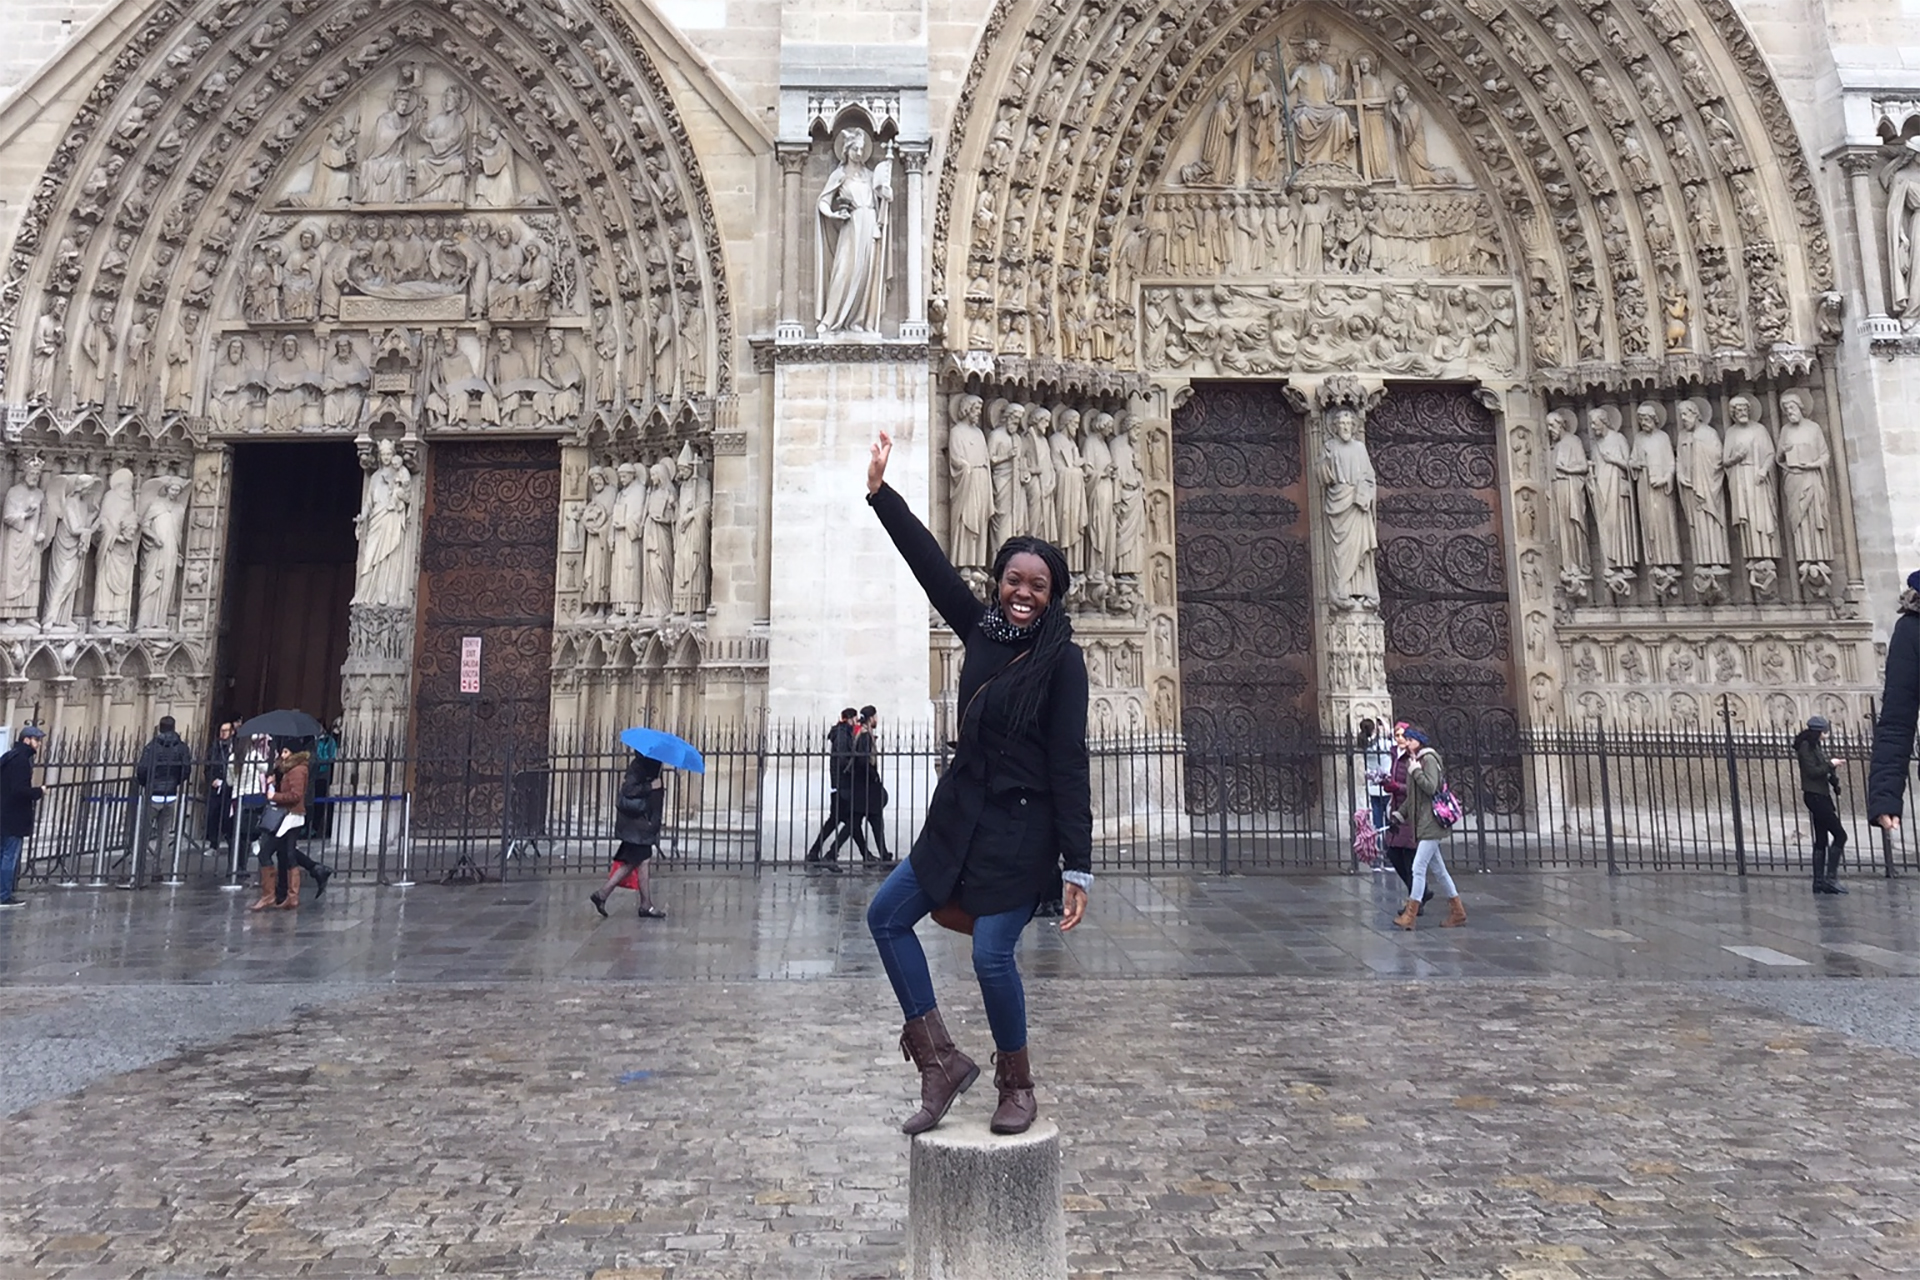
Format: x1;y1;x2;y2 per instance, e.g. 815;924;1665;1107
1419;747;1463;828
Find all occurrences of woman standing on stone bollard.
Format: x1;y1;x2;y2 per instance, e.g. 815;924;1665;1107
1390;725;1467;930
863;430;1092;1137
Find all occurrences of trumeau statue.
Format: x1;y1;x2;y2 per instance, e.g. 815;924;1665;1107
351;438;414;609
0;458;49;621
1775;390;1834;594
1318;406;1379;610
135;475;188;630
815;126;895;339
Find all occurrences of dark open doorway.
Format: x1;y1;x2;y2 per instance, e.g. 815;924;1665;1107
215;442;361;728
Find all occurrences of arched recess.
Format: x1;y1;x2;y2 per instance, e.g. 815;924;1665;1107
932;0;1835;389
1;0;735;436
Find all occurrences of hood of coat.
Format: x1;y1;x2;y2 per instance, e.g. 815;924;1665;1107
152;729;183;748
281;751;311;770
1902;587;1920;619
1793;727;1824;749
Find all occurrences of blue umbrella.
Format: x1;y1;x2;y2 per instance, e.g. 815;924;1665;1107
619;727;706;774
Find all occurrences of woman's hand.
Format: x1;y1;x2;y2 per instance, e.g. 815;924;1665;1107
868;431;893;495
1059;883;1088;931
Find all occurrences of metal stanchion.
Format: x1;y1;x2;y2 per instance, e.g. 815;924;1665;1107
221;795;247;891
392;792;415;887
160;796;186;886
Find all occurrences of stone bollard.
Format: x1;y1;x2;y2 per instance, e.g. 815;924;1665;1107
907;1117;1067;1280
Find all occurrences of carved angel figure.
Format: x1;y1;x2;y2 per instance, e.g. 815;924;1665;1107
815;127;893;338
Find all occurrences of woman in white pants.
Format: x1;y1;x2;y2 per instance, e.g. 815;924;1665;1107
1393;725;1467;930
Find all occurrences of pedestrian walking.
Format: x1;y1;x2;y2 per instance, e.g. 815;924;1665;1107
0;726;47;907
1868;569;1920;841
590;750;667;918
250;745;329;910
826;706;892;865
1378;721;1428;911
1391;725;1467;930
236;731;272;856
203;721;236;854
1360;717;1394;834
134;715;194;880
863;430;1092;1137
803;708;859;868
1794;716;1849;894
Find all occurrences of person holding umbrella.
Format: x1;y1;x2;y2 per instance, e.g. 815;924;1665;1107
863;430;1092;1138
590;728;701;919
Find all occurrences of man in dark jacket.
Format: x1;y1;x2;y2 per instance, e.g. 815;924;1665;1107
804;708;860;867
134;715;195;877
1868;570;1920;839
1794;716;1848;894
0;726;46;907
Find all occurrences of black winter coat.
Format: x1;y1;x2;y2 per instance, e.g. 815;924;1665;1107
136;730;194;796
1868;606;1920;821
1793;730;1838;795
0;744;43;840
869;483;1091;917
843;728;887;817
615;755;665;845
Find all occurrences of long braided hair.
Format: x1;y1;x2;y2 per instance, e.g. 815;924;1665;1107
987;536;1075;734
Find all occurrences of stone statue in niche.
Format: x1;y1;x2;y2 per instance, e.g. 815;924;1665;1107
986;399;1025;551
472;120;519;207
209;336;261;432
1318;406;1379;610
640;458;676;620
1023;405;1057;549
1050;405;1089;576
1351;52;1393;183
1721;395;1779;595
490;329;540;422
1287;33;1356;173
322;334;371;431
1775;390;1834;594
0;457;49;621
1244;52;1283;186
1082;409;1117;592
1179;78;1242;186
281;229;323;322
39;472;101;629
671;443;710;617
1884;138;1920;320
311;116;357;205
1585;406;1638;599
350;437;414;609
28;297;68;404
538;332;585;423
424;329;497;426
1675;397;1730;602
266;334;322;430
414;85;472;203
135;475;188;630
1543;410;1589;602
815;127;894;339
579;465;615;615
1112;414;1145;581
609;461;644;618
75;299;117;406
92;468;139;629
121;309;157;412
1629;402;1682;599
946;393;994;577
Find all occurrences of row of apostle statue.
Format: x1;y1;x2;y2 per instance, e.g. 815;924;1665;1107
0;455;189;631
577;443;712;622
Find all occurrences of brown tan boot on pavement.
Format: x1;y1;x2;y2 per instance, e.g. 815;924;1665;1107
1393;898;1419;930
989;1047;1037;1135
248;867;278;911
898;1007;979;1135
1443;896;1467;927
275;867;301;909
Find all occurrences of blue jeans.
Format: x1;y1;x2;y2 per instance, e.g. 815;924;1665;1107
0;835;21;899
866;859;1036;1053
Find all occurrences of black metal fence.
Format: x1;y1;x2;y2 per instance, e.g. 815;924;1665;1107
6;721;1917;889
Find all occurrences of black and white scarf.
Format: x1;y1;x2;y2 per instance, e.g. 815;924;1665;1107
979;602;1041;645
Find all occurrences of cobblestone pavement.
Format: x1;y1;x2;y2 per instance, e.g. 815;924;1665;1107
2;870;1919;1278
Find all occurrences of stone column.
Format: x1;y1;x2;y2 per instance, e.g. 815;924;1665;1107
776;145;809;342
1292;376;1391;735
339;435;425;748
180;447;230;639
1838;150;1891;323
900;147;929;341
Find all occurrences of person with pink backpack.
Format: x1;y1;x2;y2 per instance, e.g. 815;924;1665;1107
1390;724;1467;930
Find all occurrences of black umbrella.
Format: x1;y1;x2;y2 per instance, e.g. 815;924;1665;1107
238;709;327;740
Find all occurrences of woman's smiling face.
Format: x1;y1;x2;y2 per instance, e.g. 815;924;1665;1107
998;552;1052;627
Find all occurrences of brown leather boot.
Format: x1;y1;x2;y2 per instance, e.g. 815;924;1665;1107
248;867;278;911
989;1047;1036;1135
1442;896;1467;927
1393;898;1419;930
275;868;301;909
898;1007;979;1135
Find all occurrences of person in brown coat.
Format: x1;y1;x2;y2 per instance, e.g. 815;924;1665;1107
249;746;332;910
